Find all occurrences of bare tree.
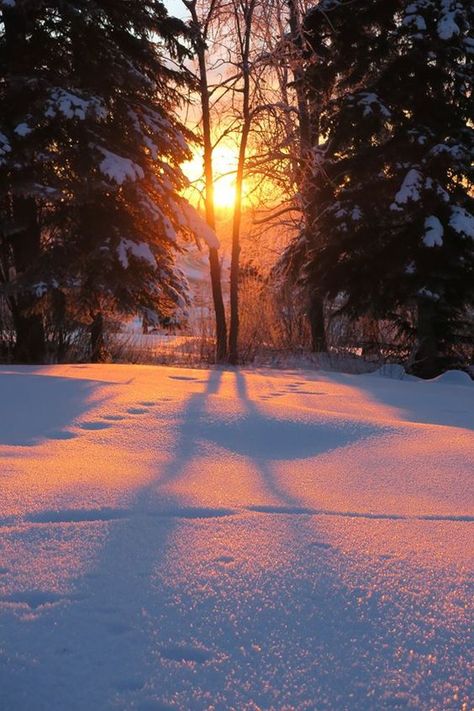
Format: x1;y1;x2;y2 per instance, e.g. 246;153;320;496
182;0;325;361
240;0;328;351
182;0;228;362
227;0;257;364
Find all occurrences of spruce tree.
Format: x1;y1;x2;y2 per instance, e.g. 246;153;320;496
302;0;473;377
0;1;203;362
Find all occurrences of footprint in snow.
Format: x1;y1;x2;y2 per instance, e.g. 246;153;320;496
102;414;126;422
79;421;112;431
160;644;212;664
215;555;235;564
127;407;148;415
26;507;129;524
168;375;201;382
310;541;334;550
47;430;78;441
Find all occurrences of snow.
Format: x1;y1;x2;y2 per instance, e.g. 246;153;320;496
117;240;157;270
99;148;145;185
0;364;472;710
437;5;460;40
425;176;450;203
449;205;474;239
391;168;423;209
356;92;391;118
14;123;32;137
403;11;427;32
418;287;440;300
45;89;107;121
178;202;220;249
433;369;474;386
0;131;12;162
430;142;465;160
423;215;444;247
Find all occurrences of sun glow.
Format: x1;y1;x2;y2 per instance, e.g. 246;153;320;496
183;144;238;211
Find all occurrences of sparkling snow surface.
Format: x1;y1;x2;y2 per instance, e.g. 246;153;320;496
0;364;472;710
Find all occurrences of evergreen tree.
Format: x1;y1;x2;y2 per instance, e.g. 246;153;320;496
0;1;204;362
302;0;473;377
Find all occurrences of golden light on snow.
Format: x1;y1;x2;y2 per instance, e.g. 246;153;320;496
1;364;473;709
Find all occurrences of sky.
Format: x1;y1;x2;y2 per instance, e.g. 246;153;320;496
164;0;188;19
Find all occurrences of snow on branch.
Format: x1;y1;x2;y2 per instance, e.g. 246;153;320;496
0;132;11;164
355;92;391;118
45;89;107;121
176;202;220;250
14;123;32;137
99;148;145;185
423;216;444;247
117;240;157;270
437;2;461;40
391;168;423;210
449;206;474;239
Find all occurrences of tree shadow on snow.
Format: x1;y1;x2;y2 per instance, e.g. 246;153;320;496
0;372;110;446
0;369;464;710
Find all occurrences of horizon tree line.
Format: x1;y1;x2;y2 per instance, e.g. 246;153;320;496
0;0;472;378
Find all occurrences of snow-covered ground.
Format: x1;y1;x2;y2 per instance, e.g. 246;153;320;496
0;364;472;710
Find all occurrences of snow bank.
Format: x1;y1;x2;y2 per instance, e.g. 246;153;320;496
432;369;474;386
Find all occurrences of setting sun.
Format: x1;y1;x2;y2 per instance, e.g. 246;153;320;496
213;170;236;209
183;143;238;210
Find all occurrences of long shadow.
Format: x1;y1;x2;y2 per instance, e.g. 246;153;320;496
232;369;385;511
0;374;103;446
0;372;110;446
155;368;224;494
0;368;228;710
316;369;474;430
1;368;467;710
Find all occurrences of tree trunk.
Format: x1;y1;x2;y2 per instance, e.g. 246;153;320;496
11;301;46;363
208;246;227;361
228;120;252;365
287;0;328;353
4;7;46;363
411;298;439;379
10;196;46;363
52;288;67;362
308;292;327;353
189;1;228;362
228;0;255;365
90;312;107;363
